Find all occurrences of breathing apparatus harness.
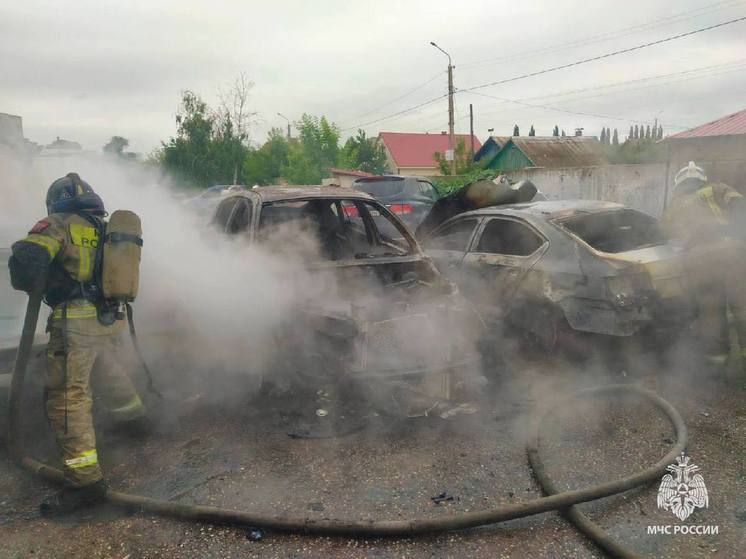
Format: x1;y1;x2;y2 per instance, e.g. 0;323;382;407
48;208;162;418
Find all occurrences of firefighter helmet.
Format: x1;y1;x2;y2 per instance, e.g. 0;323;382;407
674;161;707;188
46;173;106;215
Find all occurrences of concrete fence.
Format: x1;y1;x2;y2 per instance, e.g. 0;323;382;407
504;163;671;217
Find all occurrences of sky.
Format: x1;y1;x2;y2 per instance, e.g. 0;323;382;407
1;0;745;155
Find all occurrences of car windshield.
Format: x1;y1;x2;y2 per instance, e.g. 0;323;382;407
354;179;405;198
258;198;413;260
558;209;667;253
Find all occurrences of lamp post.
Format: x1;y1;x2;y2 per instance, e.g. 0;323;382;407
430;41;455;175
277;113;291;140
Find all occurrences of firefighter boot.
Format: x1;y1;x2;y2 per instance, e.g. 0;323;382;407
39;479;108;517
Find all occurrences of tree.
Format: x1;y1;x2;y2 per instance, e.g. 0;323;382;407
528;125;536;137
628;126;634;142
159;89;251;186
242;128;290;185
657;125;664;140
552;125;559;137
600;128;607;144
513;124;520;136
433;137;477;176
645;125;651;140
633;125;639;139
339;129;388;174
561;129;566;137
277;113;341;185
103;136;129;156
612;128;619;146
217;72;257;183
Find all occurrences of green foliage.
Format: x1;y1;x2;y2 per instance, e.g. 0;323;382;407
433;138;478;176
265;114;341;185
528;125;535;137
432;168;500;196
158;90;250;186
552;125;559;137
513;124;520;136
242;128;290;185
282;141;323;185
339;129;388;174
103;136;129;156
606;137;665;164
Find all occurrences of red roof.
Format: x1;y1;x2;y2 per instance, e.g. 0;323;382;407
378;132;482;168
328;167;376;177
668;107;746;139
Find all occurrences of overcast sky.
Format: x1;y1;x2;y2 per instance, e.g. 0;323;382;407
1;0;745;154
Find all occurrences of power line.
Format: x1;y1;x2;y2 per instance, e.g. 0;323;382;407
459;0;744;70
464;89;690;129
340;93;448;132
345;70;445;122
341;15;746;134
460;15;746;94
465;59;746;120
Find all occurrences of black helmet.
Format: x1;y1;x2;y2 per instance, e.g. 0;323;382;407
46;173;106;215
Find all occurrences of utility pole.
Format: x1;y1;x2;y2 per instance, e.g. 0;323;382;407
469;104;475;159
277;112;291;140
431;41;455;175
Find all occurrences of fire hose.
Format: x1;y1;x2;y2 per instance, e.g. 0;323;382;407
8;293;687;559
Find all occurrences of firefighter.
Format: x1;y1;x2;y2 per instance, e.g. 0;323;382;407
663;162;746;377
8;173;147;515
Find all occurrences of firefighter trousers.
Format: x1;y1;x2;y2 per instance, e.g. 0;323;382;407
45;316;145;486
685;239;746;373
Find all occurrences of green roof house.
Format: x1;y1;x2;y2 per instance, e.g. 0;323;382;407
484;137;607;172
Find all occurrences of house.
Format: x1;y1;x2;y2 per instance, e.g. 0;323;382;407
483;136;607;172
473;136;511;163
378;131;482;176
322;167;377;188
0;113;24;157
664;107;746;191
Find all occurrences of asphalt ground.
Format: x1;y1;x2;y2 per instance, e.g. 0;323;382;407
0;347;744;559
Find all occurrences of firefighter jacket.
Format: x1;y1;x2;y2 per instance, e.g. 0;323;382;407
9;212;118;333
663;183;745;246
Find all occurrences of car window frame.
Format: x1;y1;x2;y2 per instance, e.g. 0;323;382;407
416;179;438;201
255;196;418;259
471;215;548;258
424;216;481;253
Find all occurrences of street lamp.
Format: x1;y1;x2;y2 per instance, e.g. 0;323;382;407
430;41;455;174
277;112;291;140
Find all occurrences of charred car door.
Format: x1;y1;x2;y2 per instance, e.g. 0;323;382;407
421;217;480;283
460;216;548;317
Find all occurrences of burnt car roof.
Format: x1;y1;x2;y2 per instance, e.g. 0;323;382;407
226;185;378;204
452;199;627;221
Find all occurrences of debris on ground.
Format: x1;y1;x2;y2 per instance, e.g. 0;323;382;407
430;491;458;505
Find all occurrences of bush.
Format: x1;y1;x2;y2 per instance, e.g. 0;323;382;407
432;169;501;196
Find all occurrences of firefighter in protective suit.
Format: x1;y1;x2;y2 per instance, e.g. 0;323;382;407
8;173;147;515
663;162;746;378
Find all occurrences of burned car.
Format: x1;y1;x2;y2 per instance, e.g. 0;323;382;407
211;186;483;416
420;198;690;350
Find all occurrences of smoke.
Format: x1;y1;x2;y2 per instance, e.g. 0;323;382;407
0;154;324;404
1;154;489;425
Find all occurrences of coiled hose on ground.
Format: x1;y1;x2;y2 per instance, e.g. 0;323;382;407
8;294;687;558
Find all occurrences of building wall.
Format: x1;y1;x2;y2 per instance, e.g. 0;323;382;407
0;113;23;151
487;144;533;171
322;175;356;187
505;163;670;216
666;135;746;192
398;166;439;177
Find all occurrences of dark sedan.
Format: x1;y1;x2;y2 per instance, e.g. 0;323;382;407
352;175;439;236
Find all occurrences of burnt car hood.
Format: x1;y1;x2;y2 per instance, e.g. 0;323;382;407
416;179;537;239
